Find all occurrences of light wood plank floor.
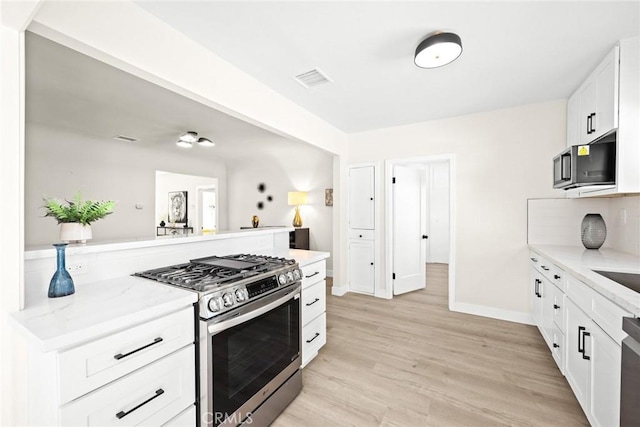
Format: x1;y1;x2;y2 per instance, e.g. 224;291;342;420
273;264;588;427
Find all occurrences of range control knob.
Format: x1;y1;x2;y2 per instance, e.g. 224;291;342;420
287;271;294;282
208;297;222;313
293;269;301;280
278;274;287;285
235;289;247;302
222;293;234;307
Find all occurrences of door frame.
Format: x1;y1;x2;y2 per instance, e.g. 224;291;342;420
196;183;218;234
384;154;456;308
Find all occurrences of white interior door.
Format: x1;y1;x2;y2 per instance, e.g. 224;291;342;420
393;165;426;295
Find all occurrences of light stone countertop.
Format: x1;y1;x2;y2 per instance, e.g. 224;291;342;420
13;245;328;353
529;245;640;316
24;227;294;260
279;249;330;267
11;276;197;353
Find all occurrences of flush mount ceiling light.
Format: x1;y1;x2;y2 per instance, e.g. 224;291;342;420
414;32;463;69
176;131;214;148
197;137;215;147
179;131;198;143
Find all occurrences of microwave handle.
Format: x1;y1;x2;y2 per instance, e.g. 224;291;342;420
561;153;571;181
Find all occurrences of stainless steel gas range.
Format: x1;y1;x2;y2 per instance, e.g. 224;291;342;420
135;254;303;427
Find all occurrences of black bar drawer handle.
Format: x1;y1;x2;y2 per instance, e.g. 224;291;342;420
582;331;591;360
541;266;549;271
305;272;320;279
306;332;320;343
116;388;164;419
554;304;560;309
306;298;320;306
553;343;560;348
530;258;538;263
554;274;561;280
114;337;163;360
578;326;586;354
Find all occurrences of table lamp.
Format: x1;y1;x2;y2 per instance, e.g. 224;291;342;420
287;191;307;228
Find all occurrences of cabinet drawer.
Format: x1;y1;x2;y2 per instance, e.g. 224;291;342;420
591;287;631;345
58;307;194;404
566;275;594;315
302;280;326;326
60;345;195;426
551;326;565;374
348;229;374;241
162;405;196;427
301;261;326;289
302;313;326;366
552;284;565;333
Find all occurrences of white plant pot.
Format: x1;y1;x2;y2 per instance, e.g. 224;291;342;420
60;223;92;244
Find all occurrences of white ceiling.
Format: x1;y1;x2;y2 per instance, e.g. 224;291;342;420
25;32;315;161
135;1;640;133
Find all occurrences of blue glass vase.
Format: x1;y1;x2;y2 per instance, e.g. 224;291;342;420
48;243;75;298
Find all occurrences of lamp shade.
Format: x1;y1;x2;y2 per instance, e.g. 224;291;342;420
287;191;307;206
414;32;462;69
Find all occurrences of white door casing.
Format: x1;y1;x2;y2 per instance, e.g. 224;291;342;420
392;165;425;295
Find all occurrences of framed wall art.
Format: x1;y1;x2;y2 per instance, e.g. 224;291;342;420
168;191;188;224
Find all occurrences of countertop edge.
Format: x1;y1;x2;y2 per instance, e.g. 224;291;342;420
25;227;294;260
529;244;640;316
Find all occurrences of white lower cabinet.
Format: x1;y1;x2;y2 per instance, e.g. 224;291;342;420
531;249;630;427
590;323;622;427
162;406;196;427
565;297;622;427
299;257;328;367
27;307;196;426
61;345;195;426
565;297;592;407
348;239;374;294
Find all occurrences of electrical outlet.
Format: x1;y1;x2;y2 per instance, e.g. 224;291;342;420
66;257;88;275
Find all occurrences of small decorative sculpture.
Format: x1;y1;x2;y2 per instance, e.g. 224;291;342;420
159;220;166;227
252;215;260;228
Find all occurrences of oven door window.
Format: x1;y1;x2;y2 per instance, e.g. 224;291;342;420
211;296;300;423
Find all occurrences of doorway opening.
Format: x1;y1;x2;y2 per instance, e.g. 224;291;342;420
197;186;218;234
385;155;455;308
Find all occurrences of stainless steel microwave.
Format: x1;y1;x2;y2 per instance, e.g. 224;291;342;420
553;141;616;189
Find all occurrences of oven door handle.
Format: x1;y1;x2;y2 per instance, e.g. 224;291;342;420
208;286;300;334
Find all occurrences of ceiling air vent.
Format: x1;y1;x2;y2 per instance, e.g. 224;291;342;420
293;68;333;88
113;135;139;143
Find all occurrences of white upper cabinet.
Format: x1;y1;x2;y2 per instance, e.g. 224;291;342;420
567;46;619;147
348;165;375;230
565;36;639;197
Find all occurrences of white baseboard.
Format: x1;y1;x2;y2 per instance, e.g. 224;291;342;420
331;284;348;296
450;302;534;325
326;269;333;277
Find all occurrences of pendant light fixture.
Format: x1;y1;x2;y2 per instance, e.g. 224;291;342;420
414;32;462;69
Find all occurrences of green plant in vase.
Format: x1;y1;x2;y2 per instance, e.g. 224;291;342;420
43;192;115;243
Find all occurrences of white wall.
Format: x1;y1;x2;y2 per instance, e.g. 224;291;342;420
348;100;567;319
226;144;334;271
25;122;228;247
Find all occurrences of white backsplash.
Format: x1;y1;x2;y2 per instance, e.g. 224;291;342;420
528;196;640;256
24;230;290;306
